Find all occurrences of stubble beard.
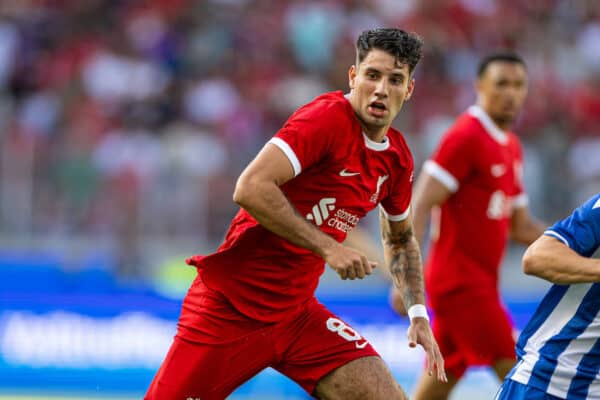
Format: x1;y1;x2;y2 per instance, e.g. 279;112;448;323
493;113;515;129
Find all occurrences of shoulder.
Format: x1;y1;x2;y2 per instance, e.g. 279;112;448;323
583;193;600;218
435;112;482;147
292;91;354;124
450;112;484;138
386;127;414;167
547;192;600;254
430;112;481;155
553;193;600;233
507;132;524;152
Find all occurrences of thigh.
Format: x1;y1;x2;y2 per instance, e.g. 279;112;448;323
314;356;407;400
146;280;275;400
273;301;394;397
437;298;515;372
493;357;517;381
459;299;516;364
145;334;272;400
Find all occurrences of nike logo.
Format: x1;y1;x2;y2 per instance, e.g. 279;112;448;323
491;164;506;177
593;198;600;210
339;168;360;177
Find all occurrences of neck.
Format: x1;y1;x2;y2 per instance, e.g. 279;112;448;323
490;116;511;132
477;104;511;132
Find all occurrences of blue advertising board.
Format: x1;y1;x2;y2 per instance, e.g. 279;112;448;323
0;251;539;399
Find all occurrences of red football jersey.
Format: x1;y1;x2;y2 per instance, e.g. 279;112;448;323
424;105;527;304
184;91;414;323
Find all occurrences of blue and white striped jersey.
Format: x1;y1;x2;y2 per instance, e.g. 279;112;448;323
507;192;600;399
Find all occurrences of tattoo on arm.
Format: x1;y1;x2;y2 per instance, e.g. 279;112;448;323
382;217;425;309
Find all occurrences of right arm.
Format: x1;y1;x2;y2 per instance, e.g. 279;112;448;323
522;235;600;284
234;143;375;280
411;170;453;245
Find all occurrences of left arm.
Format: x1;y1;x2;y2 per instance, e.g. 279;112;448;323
380;209;425;310
510;205;546;245
379;209;447;382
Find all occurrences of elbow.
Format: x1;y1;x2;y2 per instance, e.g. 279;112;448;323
521;246;539;276
522;244;567;284
232;175;253;207
522;242;548;278
521;237;573;284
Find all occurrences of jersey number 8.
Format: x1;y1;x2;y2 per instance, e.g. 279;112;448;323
326;317;369;349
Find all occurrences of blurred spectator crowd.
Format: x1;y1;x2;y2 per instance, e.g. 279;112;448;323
1;0;599;278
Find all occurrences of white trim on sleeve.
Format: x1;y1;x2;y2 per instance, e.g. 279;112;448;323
423;160;459;193
544;230;570;247
379;205;411;221
268;137;301;177
512;193;529;209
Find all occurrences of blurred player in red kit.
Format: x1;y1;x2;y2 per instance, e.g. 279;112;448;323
391;53;546;400
145;28;446;400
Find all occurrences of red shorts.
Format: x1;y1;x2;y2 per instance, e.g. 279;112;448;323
431;295;516;379
145;280;379;400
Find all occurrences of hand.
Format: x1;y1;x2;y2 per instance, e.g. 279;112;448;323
324;243;377;280
407;317;447;382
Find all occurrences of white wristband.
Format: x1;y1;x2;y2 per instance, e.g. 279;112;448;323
408;304;429;321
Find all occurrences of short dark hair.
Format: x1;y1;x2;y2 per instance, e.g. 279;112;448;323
477;52;526;78
356;28;423;74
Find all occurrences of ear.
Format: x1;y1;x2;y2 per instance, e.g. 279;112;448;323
348;65;357;89
405;78;415;100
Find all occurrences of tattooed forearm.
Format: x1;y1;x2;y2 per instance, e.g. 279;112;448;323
383;224;425;309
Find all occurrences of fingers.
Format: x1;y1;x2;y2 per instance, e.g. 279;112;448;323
337;257;377;280
354;256;377;278
410;322;447;383
329;246;378;280
347;263;357;280
336;264;355;280
406;326;417;348
362;258;377;276
426;345;436;376
356;256;368;279
427;343;447;382
437;352;447;382
344;257;366;280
